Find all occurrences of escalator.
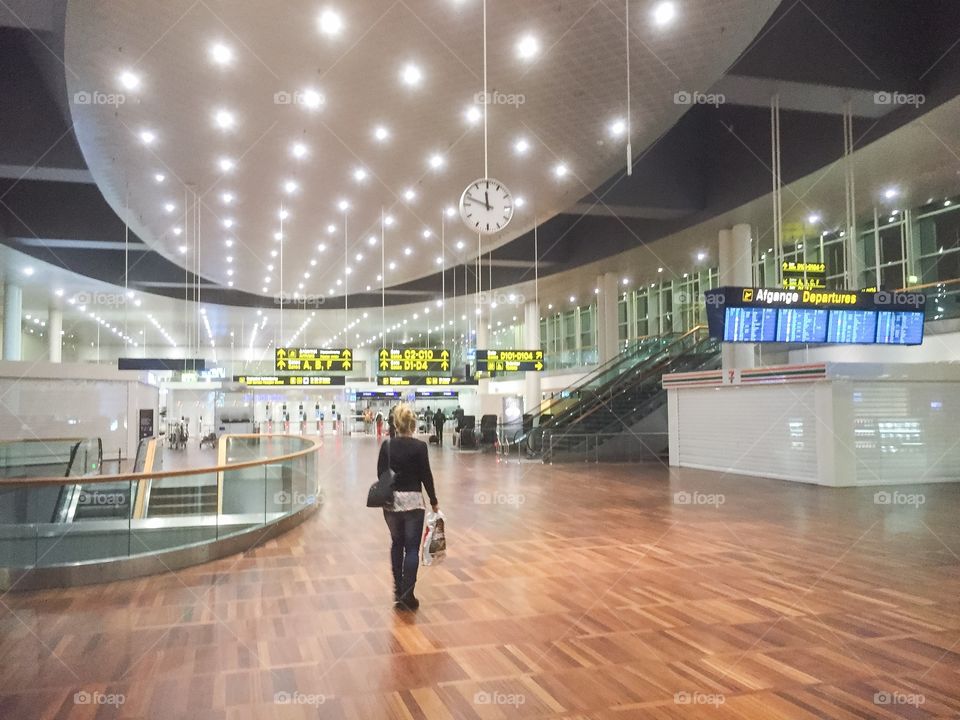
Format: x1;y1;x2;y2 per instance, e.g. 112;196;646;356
53;438;137;522
527;328;721;461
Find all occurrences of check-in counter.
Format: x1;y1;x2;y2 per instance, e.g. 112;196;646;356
664;362;960;486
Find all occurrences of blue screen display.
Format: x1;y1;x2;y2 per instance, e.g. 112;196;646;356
876;311;925;345
827;310;878;344
724;307;778;342
776;308;828;343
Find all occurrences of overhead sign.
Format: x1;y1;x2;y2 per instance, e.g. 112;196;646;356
475;349;545;372
119;358;206;371
704;287;926;345
781;261;827;291
275;347;352;372
233;375;346;386
377;375;478;387
416;391;459;398
378;348;450;372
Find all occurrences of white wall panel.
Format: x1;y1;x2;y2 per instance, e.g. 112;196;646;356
675;384;821;482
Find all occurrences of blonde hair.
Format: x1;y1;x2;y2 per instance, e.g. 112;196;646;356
393;403;417;435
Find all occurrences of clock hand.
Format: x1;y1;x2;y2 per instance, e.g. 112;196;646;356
484;191;491;210
464;193;491;210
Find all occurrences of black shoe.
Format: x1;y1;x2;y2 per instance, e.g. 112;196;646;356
395;593;420;611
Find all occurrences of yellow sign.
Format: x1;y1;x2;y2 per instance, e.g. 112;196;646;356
476;349;545;372
377;348;450;373
275;347;352;372
234;375;345;386
742;289;754;302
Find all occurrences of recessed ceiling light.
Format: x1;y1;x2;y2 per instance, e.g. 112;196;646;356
384;214;395;226
883;187;898;199
21;267;34;276
310;258;317;265
609;118;626;137
554;163;569;178
516;34;540;60
139;129;156;145
435;256;443;265
388;261;397;270
118;70;140;90
218;157;235;172
317;242;327;251
337;199;350;211
652;1;677;26
368;236;377;246
326;224;336;234
807;213;821;224
221;191;234;204
179;245;188;254
318;7;344;36
172;227;183;236
163;202;176;213
154;173;165;183
569;295;576;303
291;142;308;159
278;208;289;220
444;206;456;218
403;188;416;202
401;63;422;86
228;281;234;287
227;268;234;276
428;153;445;169
353;167;368;182
301;88;324;110
223;218;234;228
355;252;363;262
267;264;274;271
214;108;236;130
422;229;432;238
456;240;464;250
225;239;234;247
513;137;530;155
274;231;283;241
404;247;412;256
209;42;234;65
697;251;706;261
226;256;233;263
373;125;390;142
515;196;526;208
465;105;482;125
283;179;299;194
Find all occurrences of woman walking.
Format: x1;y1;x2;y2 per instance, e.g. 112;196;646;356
377;403;439;610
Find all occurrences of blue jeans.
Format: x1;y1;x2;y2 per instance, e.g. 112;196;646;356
383;509;425;600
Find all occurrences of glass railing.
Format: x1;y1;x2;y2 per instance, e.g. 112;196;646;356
0;434;321;586
542;431;670;464
0;438;86;479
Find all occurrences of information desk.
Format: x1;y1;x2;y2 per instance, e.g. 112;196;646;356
663;363;960;487
707;287;926;345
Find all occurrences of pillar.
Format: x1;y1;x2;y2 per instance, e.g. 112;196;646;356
523;300;541;414
48;307;62;363
719;224;755;370
596;272;619;365
3;282;22;361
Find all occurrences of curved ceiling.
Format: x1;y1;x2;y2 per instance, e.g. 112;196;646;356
63;0;779;302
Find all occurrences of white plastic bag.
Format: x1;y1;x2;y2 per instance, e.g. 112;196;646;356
421;510;446;566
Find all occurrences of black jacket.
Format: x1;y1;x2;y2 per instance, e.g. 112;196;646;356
377;436;438;505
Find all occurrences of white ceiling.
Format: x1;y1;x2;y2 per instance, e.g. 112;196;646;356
63;0;779;302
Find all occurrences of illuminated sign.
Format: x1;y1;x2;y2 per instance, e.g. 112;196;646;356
378;348;450;372
233;375;346;386
275;347;352;372
377;375;477;386
475;349;545;372
781;261;827;290
705;287;925;346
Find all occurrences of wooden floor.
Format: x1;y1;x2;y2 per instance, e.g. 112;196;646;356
2;436;960;719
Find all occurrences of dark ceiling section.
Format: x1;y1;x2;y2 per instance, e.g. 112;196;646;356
4;1;960;309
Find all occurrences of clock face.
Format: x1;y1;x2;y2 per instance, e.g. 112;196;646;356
459;178;514;235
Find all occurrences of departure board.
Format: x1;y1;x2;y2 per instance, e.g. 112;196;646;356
876;311;925;345
776;308;828;343
723;307;778;342
827;310;878;344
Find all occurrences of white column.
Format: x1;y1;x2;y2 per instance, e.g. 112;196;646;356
523;300;541;414
3;282;22;361
596;272;619;365
719;224;755;370
48;307;62;363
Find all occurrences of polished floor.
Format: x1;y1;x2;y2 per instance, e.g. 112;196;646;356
2;437;960;719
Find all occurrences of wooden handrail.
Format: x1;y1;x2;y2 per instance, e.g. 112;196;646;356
0;434;321;488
